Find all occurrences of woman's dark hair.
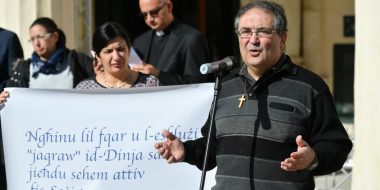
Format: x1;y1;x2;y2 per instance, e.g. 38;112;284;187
92;22;131;55
30;17;66;48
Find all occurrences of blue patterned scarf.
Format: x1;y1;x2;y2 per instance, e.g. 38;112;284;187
31;47;66;78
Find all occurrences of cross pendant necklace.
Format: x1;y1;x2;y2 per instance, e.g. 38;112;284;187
238;79;248;109
238;94;246;108
238;78;254;109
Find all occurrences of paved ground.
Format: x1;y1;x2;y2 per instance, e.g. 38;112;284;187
314;151;353;190
315;171;352;190
314;122;354;190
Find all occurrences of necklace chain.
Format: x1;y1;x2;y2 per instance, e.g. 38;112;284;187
238;78;255;108
103;74;130;88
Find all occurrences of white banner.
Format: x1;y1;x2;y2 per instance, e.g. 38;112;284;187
0;84;216;190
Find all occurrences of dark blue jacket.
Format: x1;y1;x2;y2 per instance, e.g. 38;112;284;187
0;28;24;91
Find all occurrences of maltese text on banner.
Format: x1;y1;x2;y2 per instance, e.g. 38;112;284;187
0;84;216;190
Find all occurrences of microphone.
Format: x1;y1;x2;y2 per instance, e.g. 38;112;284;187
200;56;237;74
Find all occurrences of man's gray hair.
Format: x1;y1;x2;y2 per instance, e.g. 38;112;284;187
234;1;288;36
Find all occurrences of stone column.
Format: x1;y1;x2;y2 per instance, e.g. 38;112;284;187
50;0;93;53
352;0;380;189
0;0;38;57
272;0;302;65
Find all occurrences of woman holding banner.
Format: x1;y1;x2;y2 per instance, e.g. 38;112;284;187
75;22;160;89
1;17;95;189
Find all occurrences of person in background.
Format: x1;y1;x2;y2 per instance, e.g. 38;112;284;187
132;0;209;85
6;17;94;88
75;21;159;89
0;27;24;92
0;25;24;190
154;1;353;189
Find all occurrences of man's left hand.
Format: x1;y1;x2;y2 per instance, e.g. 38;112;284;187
280;135;316;171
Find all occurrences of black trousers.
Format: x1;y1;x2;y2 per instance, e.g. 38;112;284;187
0;120;6;189
0;164;6;189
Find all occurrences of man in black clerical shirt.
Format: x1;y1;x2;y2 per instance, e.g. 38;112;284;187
132;0;209;85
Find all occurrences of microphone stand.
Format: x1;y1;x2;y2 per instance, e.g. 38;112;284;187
199;71;223;190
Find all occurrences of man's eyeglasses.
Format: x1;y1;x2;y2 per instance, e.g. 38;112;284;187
140;3;167;19
236;28;276;38
28;33;53;43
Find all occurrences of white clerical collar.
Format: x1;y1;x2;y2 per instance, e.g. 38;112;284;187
155;30;165;37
